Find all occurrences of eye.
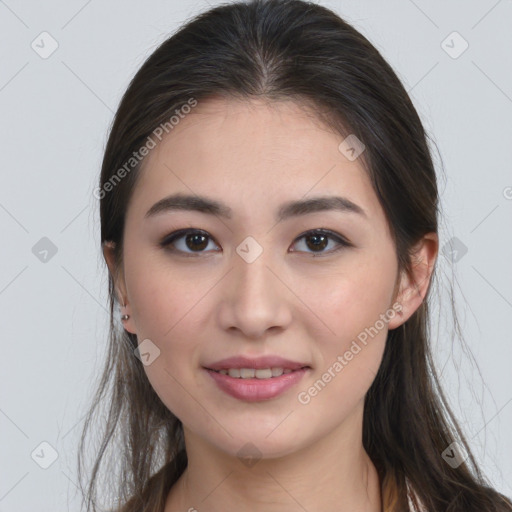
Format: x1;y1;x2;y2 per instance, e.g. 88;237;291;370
291;229;351;256
160;228;351;256
159;229;220;255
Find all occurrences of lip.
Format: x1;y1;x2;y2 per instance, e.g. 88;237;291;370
204;355;310;371
205;366;309;402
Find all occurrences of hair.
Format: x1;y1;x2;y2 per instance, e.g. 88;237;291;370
78;1;512;511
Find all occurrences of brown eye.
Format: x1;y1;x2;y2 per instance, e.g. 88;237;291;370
304;233;328;251
291;229;350;255
160;229;219;254
184;232;209;251
160;228;350;257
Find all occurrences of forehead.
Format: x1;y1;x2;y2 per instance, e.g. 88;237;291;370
128;97;385;226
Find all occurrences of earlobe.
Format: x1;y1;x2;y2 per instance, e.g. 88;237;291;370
119;300;137;335
119;297;134;331
387;233;438;330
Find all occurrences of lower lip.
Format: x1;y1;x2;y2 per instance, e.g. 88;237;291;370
204;368;309;402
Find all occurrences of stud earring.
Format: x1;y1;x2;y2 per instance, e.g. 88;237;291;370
120;298;130;321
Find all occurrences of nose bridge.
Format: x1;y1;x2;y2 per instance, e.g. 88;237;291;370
219;241;291;337
236;247;274;300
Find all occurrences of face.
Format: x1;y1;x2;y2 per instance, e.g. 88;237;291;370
112;97;409;460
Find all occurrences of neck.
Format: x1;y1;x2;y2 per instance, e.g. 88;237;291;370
165;403;381;512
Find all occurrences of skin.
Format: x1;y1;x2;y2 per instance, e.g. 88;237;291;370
104;97;438;511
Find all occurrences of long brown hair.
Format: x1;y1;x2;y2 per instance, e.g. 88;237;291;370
78;1;512;510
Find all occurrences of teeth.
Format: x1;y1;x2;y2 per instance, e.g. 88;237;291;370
255;368;272;379
239;368;255;378
271;367;284;377
216;367;297;379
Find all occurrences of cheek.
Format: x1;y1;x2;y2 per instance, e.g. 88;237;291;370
308;258;396;343
127;263;207;423
124;255;207;405
125;250;214;339
142;359;210;435
302;256;395;394
294;279;390;420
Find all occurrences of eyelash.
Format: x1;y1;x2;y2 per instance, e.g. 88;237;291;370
159;228;352;257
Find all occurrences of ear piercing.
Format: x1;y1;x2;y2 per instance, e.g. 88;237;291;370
120;298;130;321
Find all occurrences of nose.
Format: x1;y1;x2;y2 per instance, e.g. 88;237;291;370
216;249;293;340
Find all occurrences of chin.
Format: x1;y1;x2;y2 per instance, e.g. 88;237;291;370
201;418;316;462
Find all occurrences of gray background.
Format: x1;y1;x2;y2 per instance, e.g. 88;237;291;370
1;0;511;510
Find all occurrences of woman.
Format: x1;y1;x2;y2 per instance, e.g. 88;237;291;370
78;1;512;510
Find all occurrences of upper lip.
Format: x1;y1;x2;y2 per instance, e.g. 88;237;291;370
204;356;311;371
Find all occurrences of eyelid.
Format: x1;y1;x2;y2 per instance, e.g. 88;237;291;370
159;228;220;254
159;227;352;255
288;229;352;258
293;228;351;246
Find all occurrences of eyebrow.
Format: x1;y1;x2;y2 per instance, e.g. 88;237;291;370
145;193;367;222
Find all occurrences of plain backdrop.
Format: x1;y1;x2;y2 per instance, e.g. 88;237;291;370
1;0;511;510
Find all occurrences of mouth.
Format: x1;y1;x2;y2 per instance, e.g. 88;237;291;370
206;366;310;379
203;365;311;402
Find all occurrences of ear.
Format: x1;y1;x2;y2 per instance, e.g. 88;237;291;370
102;241;137;334
387;232;438;330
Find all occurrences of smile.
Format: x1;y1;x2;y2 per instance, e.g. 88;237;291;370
204;366;310;401
210;367;303;378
